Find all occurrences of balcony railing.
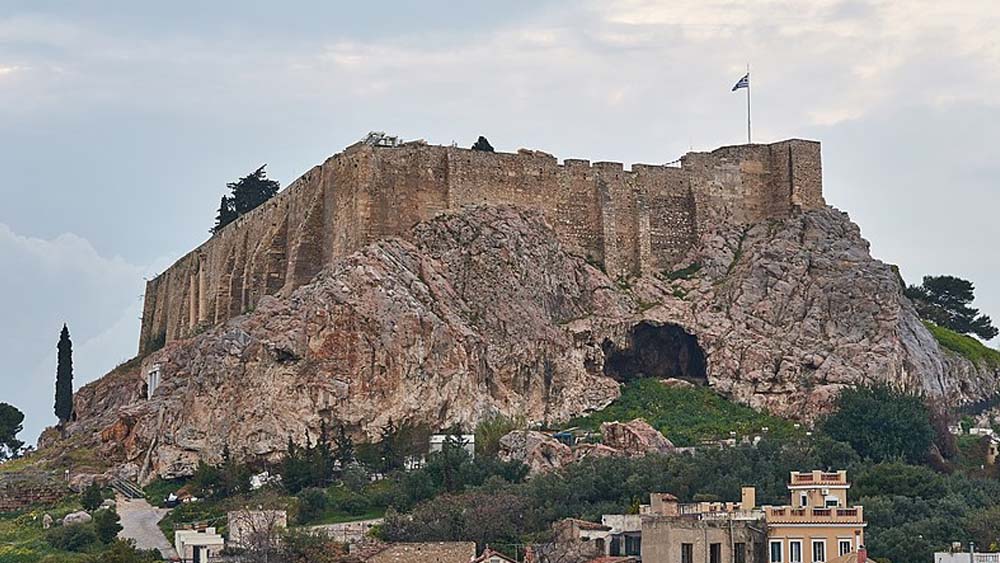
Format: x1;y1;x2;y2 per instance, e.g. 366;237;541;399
789;470;848;486
765;505;864;524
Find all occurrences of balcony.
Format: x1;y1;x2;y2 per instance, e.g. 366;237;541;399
789;470;848;487
764;505;864;524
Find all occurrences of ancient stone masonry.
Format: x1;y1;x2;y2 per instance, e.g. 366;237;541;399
139;139;823;354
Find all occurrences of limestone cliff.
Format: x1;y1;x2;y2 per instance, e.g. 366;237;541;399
46;204;999;482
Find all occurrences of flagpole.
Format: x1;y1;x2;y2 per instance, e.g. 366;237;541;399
746;63;752;144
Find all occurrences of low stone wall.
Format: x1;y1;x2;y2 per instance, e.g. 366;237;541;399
0;470;69;512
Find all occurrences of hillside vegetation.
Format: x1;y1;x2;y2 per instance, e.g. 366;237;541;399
567;379;799;446
924;321;1000;367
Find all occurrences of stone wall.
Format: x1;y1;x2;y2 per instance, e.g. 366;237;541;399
0;470;68;512
139;138;823;353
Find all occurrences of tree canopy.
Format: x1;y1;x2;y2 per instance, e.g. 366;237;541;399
471;136;494;152
821;385;934;464
905;275;998;340
211;165;280;234
0;402;24;460
55;324;74;424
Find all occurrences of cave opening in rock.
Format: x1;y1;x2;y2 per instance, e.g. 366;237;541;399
602;322;708;384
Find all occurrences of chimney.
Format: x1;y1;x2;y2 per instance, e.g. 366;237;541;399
857;546;867;563
650;493;680;516
741;487;756;511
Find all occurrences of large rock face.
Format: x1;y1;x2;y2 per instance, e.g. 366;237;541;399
49;204;999;482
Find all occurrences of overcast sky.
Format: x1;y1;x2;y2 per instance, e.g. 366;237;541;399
2;0;998;445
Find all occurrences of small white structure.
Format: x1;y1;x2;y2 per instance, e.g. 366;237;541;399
935;552;1000;563
428;434;475;458
174;526;224;563
146;363;161;399
970;427;996;437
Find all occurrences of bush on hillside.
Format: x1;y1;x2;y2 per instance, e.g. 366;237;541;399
80;483;104;511
821;385;934;464
46;522;98;552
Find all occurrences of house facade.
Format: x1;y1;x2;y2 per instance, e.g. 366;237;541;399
764;471;866;563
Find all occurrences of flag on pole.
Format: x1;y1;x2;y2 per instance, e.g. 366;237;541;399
731;73;749;91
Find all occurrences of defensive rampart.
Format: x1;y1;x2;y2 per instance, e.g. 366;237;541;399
139;138;822;354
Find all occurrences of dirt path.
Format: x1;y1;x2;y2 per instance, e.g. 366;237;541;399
116;496;178;559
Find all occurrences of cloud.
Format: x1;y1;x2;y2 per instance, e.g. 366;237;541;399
0;224;170;445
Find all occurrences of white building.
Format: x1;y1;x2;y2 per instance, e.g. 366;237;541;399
174;526;224;563
428;434;476;458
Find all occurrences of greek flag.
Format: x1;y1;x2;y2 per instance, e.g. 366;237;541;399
732;73;749;91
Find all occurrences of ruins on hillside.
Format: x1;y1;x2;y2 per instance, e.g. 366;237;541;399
139;137;823;354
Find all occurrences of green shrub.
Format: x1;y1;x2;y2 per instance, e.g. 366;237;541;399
296;488;328;524
94;509;123;544
821;385;934;464
80;483;104;512
46;523;98;552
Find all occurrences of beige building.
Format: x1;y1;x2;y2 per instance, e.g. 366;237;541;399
764;471;866;563
640;489;767;563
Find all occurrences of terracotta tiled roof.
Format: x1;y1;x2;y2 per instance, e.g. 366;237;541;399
472;547;518;563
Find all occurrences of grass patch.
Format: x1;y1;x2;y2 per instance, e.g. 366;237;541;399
924;321;1000;367
566;379;799;447
307;507;384;526
0;495;91;562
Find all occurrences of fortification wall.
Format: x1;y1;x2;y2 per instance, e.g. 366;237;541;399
139;138;823;353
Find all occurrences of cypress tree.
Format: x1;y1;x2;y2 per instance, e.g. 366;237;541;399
211;195;238;234
54;324;74;423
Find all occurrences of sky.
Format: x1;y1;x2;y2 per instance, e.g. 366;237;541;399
1;0;998;445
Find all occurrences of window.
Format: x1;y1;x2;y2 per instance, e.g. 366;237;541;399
710;543;722;563
734;542;746;563
770;540;783;563
839;539;852;556
624;534;641;556
789;540;802;563
800;492;808;507
812;539;826;563
682;543;694;563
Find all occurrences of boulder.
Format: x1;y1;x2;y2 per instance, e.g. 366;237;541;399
572;443;621;462
600;419;675;457
498;430;574;475
42;513;52;529
62;511;92;526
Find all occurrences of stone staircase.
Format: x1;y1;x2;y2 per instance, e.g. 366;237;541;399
110;478;144;500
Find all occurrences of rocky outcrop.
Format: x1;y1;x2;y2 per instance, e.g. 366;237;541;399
497;431;575;475
600;420;675;456
41;203;1000;482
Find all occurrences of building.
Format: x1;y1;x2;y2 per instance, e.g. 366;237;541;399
935;551;1000;563
559;489;767;563
138;137;823;354
173;526;225;563
640;489;767;563
763;471;866;563
429;434;476;457
473;546;519;563
362;541;477;563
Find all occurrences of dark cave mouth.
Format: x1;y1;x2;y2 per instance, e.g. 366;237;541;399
602;322;708;384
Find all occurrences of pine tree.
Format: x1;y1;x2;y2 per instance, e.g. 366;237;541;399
334;424;355;469
471;136;494;152
211;195;238;234
229;165;280;215
905;275;998;339
210;165;280;235
54;324;74;424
